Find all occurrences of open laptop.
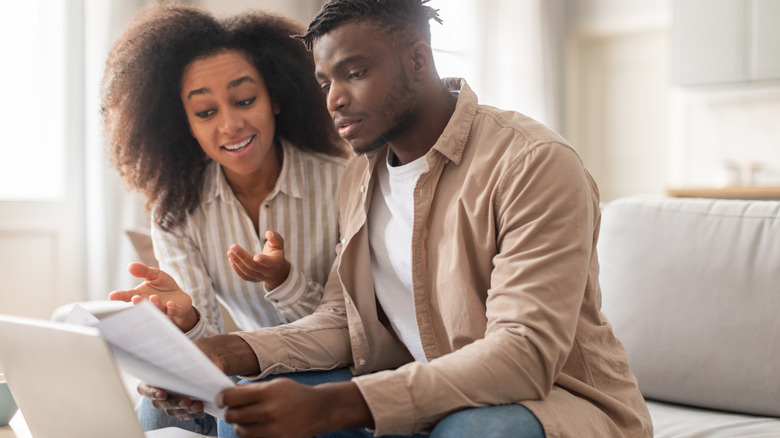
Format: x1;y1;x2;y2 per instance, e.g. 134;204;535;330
0;313;207;438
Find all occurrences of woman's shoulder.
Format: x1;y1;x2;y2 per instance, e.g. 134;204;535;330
285;141;348;171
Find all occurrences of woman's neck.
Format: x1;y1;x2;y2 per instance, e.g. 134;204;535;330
224;142;283;200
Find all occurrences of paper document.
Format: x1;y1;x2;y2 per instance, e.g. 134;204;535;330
69;301;235;418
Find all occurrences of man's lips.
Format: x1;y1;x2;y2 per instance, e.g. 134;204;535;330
334;117;360;138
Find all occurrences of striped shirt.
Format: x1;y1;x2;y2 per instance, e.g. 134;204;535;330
151;140;346;339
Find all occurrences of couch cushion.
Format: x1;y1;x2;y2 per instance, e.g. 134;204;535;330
647;400;780;438
125;228;159;268
598;196;780;417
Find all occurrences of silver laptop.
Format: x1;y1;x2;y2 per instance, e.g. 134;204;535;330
0;313;207;438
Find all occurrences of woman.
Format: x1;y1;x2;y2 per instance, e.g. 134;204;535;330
102;4;348;435
102;5;346;346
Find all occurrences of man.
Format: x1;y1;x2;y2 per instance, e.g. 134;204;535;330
140;1;652;437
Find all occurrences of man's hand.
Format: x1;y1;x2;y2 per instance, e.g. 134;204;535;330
135;335;260;422
227;231;291;290
217;380;373;438
137;382;205;420
108;263;198;332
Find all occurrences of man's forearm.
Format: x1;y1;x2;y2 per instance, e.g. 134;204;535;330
195;334;261;376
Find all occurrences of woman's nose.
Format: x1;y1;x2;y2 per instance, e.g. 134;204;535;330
218;108;244;134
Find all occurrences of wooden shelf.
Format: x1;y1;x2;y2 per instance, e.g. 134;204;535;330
667;186;780;200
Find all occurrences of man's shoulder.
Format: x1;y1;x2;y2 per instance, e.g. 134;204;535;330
473;104;569;149
463;105;578;173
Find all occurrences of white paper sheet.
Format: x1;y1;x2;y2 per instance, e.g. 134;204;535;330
69;301;235;418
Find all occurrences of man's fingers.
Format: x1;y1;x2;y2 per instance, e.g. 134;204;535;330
166;399;205;420
138;382;166;400
218;381;277;408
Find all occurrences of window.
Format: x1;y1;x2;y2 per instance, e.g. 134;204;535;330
0;1;67;201
429;0;481;90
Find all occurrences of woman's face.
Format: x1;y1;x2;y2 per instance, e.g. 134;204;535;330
180;50;279;182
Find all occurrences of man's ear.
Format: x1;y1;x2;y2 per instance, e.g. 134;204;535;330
406;41;434;80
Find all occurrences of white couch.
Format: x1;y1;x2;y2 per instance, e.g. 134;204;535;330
598;196;780;437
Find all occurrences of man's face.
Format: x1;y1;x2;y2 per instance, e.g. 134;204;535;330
313;22;418;155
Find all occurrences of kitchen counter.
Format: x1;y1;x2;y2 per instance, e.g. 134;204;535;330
667;186;780;200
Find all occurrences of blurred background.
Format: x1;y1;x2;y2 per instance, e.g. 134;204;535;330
1;0;779;319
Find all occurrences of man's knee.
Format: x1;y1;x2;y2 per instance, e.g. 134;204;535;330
430;404;545;438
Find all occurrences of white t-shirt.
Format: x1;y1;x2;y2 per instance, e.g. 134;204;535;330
368;149;428;363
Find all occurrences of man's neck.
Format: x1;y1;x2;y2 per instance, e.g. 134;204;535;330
389;85;458;165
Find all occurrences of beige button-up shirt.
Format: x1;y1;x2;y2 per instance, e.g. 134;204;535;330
236;80;652;437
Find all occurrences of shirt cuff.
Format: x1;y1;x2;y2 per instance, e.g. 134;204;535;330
353;369;417;436
185;306;209;340
264;263;306;307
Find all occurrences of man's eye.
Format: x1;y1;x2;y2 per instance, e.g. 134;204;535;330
195;109;215;118
237;97;256;107
320;83;331;94
348;70;365;79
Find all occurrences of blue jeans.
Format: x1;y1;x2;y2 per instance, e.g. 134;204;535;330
217;369;545;438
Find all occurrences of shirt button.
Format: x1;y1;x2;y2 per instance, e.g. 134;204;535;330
359;185;365;193
340;238;346;245
357;358;366;366
344;297;350;304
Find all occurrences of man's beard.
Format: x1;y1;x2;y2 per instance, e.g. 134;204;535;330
352;75;418;155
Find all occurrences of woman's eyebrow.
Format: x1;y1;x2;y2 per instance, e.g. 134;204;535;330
228;76;256;89
186;87;211;99
186;76;256;99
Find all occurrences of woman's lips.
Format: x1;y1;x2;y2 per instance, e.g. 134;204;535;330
221;135;255;156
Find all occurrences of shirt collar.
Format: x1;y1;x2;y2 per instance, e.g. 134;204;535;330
361;78;476;173
430;77;477;166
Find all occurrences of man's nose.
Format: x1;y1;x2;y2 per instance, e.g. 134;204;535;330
326;82;348;112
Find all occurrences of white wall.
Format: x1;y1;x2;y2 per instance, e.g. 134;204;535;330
566;0;673;202
570;0;670;32
567;0;780;200
193;0;324;24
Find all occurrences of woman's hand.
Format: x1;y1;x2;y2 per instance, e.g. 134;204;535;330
109;263;198;332
228;231;291;290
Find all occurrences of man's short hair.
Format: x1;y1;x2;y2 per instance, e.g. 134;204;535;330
297;0;442;50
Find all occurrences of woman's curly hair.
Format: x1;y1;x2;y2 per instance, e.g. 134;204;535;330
102;4;345;231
